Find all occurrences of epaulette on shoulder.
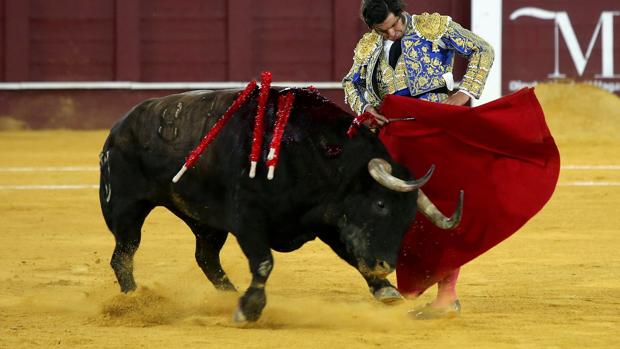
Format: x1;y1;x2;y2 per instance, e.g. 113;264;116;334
354;31;381;64
413;12;451;41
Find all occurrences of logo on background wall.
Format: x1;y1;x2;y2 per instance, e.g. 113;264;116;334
510;7;620;80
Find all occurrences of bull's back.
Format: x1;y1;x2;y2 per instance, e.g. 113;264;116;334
102;90;243;173
99;87;356;212
99;90;248;214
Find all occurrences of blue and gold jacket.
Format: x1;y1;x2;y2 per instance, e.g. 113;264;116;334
342;12;494;115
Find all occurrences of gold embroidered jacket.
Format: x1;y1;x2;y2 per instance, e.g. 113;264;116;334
342;12;494;115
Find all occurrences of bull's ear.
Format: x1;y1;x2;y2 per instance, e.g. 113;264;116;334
342;127;383;159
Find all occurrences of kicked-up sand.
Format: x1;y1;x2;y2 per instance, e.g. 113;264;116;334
0;83;619;348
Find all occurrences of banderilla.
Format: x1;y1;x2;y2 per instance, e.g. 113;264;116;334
389;117;416;122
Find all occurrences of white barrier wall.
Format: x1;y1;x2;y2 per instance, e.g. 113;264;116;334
471;0;503;105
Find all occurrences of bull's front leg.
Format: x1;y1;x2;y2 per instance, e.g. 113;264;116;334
318;232;403;304
233;232;274;323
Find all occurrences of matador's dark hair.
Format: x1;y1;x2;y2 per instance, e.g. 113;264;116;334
360;0;406;28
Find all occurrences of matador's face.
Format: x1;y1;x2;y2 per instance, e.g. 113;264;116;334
373;13;405;41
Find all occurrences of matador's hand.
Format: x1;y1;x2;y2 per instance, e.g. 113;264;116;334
442;91;471;106
365;106;390;126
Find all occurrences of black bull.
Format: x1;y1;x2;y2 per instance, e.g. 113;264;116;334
99;88;462;322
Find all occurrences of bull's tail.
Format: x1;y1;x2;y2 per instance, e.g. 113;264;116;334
98;129;153;294
99;135;114;230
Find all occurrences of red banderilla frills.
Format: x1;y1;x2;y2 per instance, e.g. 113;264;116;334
249;72;272;178
172;80;258;183
266;93;295;180
346;111;378;138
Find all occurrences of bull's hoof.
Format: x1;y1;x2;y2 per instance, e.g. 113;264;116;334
232;306;248;323
408;299;461;320
373;286;404;304
215;283;237;292
232;303;263;323
232;287;266;323
119;280;137;294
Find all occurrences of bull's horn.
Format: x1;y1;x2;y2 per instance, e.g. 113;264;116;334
368;158;434;192
417;190;463;229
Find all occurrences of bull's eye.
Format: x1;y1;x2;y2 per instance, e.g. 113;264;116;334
373;200;389;216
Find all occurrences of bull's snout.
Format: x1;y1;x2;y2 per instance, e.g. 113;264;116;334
358;259;394;278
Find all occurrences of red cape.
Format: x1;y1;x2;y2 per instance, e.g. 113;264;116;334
378;88;560;296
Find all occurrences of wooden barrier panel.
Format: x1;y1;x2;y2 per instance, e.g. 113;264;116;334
0;0;470;128
0;0;469;83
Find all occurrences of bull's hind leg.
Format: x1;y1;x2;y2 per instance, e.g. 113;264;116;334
188;224;236;291
106;202;153;293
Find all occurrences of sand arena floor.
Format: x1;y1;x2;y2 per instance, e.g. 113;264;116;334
0;84;619;348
